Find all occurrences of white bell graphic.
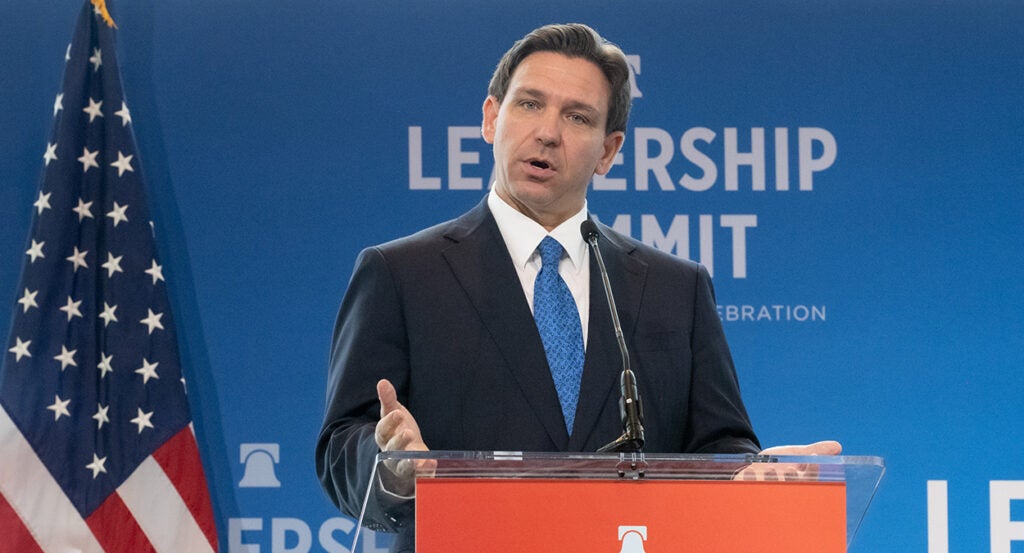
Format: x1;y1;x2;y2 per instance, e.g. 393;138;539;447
618;526;648;553
239;443;281;488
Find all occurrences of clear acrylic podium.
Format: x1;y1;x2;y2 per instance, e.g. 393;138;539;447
355;451;884;552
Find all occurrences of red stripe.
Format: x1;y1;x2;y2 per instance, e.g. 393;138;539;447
85;490;157;553
0;492;45;553
151;427;219;550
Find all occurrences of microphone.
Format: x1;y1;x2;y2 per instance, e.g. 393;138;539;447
581;220;645;453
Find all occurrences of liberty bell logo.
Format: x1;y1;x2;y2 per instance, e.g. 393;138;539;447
618;526;648;553
238;443;281;488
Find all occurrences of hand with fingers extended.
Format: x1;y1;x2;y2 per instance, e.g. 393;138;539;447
734;440;843;482
374;379;436;496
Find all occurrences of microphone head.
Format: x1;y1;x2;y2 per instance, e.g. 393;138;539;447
580;219;600;242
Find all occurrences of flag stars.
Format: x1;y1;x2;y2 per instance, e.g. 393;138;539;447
44;142;59;166
8;337;32;362
93;404;110;429
47;395;71;421
78;147;100;172
145;260;165;285
86;453;108;478
102;252;124;278
97;352;114;378
54;93;64;117
54;345;78;371
110;151;134;177
106;202;129;227
73;198;94;221
34;191;52;215
18;288;39;313
89;48;102;72
140;309;164;334
115;102;131;126
136;358;160;384
130;408;154;434
26;240;45;263
65;44;71;62
59;296;84;321
99;302;118;327
82;98;104;123
66;246;89;272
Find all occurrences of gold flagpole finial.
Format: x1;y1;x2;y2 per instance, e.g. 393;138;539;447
90;0;118;29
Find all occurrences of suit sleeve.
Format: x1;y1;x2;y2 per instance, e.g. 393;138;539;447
683;265;761;454
315;246;414;531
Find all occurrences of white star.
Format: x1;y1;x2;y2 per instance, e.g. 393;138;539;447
140;309;164;335
54;345;78;371
110;151;134;177
92;404;110;430
114;102;132;127
89;48;102;72
26;240;45;263
98;302;118;327
82;98;104;123
97;352;114;378
101;252;124;278
34;191;52;215
65;44;71;62
44;142;59;166
17;288;39;313
66;246;89;272
85;453;108;478
130;407;155;434
106;202;129;227
47;395;71;421
8;337;32;362
136;357;160;384
73;198;94;221
78;147;100;172
59;296;83;321
53;93;64;117
145;260;165;285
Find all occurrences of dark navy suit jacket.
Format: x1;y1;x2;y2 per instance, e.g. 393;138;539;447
316;198;759;551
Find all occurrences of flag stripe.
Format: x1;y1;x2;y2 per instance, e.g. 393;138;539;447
118;456;216;553
0;492;45;553
151;426;219;550
0;405;103;553
86;490;157;553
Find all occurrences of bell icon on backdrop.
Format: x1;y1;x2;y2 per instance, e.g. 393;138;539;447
239;443;282;488
617;526;648;553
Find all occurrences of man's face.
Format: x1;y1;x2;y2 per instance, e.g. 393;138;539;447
482;51;625;230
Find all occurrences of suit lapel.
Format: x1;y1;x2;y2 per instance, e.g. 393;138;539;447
568;223;648;451
440;200;570;449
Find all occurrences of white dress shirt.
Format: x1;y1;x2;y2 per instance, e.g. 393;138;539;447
487;189;591;347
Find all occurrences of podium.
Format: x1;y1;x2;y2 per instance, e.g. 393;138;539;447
355;451;884;552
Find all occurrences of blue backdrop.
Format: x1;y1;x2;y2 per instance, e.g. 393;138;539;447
2;1;1022;552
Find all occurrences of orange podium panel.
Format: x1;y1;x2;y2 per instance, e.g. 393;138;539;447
417;478;846;552
355;452;884;553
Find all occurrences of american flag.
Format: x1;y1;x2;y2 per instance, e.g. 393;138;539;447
0;2;218;552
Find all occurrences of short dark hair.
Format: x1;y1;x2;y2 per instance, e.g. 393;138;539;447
487;23;631;134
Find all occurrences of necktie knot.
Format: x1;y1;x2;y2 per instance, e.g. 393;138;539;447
538;236;563;269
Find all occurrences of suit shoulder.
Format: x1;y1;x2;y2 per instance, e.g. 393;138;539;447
600;223;705;277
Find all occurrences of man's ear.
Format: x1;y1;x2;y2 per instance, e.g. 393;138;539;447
481;96;499;145
595;130;625;175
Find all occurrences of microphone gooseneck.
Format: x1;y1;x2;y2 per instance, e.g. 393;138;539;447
581;220;645;454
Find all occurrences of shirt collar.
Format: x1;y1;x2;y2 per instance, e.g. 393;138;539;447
487;189;588;272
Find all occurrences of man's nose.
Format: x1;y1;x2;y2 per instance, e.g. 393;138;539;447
534;112;562;146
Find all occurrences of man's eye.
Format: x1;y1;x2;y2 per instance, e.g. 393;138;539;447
569;114;589;125
520;100;539;110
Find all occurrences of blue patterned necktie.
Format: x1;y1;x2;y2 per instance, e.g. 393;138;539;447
533;236;585;433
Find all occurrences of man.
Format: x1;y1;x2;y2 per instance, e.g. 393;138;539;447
316;23;838;551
